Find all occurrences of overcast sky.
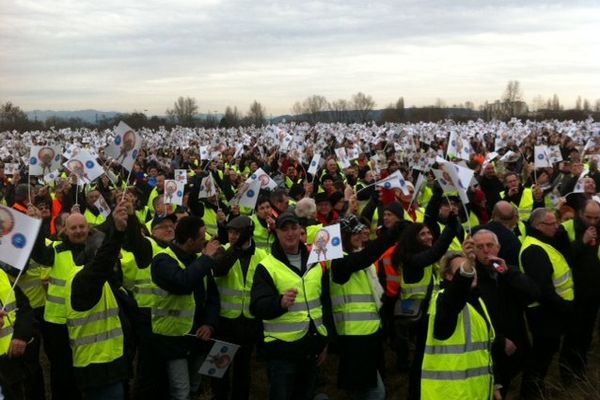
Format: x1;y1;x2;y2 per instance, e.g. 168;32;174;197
1;0;599;115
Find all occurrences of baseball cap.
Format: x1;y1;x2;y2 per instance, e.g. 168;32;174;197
151;214;177;230
275;212;299;229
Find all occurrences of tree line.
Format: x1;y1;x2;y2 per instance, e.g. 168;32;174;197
1;81;599;131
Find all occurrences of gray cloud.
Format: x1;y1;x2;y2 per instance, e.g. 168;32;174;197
1;0;599;114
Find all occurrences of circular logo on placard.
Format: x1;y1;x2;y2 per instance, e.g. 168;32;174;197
384;182;391;189
251;174;257;180
177;191;182;197
311;161;316;166
132;149;139;159
537;154;544;160
115;136;122;145
85;160;94;169
331;237;340;246
12;233;26;249
247;190;255;197
30;157;37;165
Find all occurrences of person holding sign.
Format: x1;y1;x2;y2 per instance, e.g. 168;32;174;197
212;216;268;400
150;216;221;400
250;212;403;400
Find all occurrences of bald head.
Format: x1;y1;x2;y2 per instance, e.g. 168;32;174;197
580;200;600;227
65;213;90;244
492;201;517;228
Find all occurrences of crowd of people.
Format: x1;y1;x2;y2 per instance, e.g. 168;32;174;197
0;119;600;400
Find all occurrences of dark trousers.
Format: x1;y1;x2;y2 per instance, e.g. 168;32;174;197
23;308;46;400
267;357;319;400
132;310;168;400
212;342;254;400
559;296;600;383
520;333;561;399
41;320;81;400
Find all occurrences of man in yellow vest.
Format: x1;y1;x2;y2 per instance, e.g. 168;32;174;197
519;208;574;399
212;216;267;400
64;200;132;398
501;172;545;222
250;212;330;400
31;211;106;400
150;216;221;400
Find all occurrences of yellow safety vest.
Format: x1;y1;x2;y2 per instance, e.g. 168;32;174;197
400;263;439;301
306;224;323;246
421;290;495;400
203;207;219;238
330;263;381;336
45;249;79;324
562;219;576;243
501;188;534;221
132;237;167;308
0;270;17;356
251;215;273;252
135;206;152;225
84;209;106;226
438;222;463;252
150;248;196;336
403;207;426;223
214;245;268;319
65;269;124;368
519;236;574;306
14;260;48;310
260;255;328;342
120;250;138;292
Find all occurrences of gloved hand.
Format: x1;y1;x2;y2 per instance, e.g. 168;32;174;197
446;212;461;231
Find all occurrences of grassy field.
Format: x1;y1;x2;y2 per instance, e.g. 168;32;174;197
192;337;600;400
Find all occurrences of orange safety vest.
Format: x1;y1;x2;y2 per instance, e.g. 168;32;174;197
375;245;400;298
12;203;28;214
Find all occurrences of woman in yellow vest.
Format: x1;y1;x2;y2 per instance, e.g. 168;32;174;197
330;215;401;400
416;249;499;400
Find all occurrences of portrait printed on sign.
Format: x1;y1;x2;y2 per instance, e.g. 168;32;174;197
313;229;330;261
0;207;15;244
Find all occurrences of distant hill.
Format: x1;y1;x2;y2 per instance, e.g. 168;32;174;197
25;109;121;123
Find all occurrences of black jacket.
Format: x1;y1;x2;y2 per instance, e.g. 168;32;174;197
150;243;220;360
567;217;600;299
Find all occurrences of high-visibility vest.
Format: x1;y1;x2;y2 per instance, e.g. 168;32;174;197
501;187;534;221
260;255;328;342
120;250;138;292
375;246;400;298
83;209;106;226
421;290;495;400
562;219;576;243
0;269;17;356
330;262;381;336
214;245;268;319
65;269;124;368
150;248;196;336
203;207;219;238
463;211;480;231
14;260;49;309
400;263;439;301
438;222;463;252
306;224;323;246
250;215;273;252
403;207;425;223
135;206;152;225
147;187;159;211
45;249;79;324
369;208;380;240
132;237;167;309
419;186;434;208
519;236;574;306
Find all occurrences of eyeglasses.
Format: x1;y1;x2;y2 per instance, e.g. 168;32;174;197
540;221;559;226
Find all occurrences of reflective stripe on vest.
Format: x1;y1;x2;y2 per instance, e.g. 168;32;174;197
45;249;78;324
519;236;574;306
421;290;494;399
133;237;167;308
330;260;381;336
261;255;327;342
0;270;17;356
376;246;400;298
65;272;124;368
151;248;198;336
203;208;219;237
214;246;267;319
